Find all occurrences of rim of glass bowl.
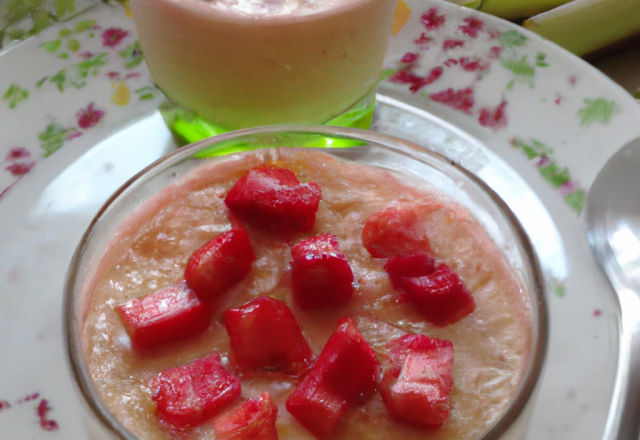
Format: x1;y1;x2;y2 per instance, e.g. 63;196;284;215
64;123;548;440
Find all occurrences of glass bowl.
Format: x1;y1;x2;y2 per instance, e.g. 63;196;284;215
64;125;548;440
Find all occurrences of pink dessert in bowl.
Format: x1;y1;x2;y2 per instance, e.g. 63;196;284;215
65;126;547;440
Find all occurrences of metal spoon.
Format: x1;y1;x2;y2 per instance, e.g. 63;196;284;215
585;136;640;440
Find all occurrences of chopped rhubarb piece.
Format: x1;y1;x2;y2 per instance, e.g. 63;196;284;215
361;205;434;258
151;353;241;429
285;317;380;438
184;229;255;301
213;393;278;440
403;263;476;327
290;233;354;310
225;166;322;233
380;334;453;426
116;281;210;351
224;297;314;375
384;253;436;292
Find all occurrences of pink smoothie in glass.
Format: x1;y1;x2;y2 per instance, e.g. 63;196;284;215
129;0;397;129
82;149;532;440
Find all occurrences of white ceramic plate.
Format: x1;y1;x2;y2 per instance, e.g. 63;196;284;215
1;1;639;439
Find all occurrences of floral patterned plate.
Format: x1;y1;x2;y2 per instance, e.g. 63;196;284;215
1;1;639;439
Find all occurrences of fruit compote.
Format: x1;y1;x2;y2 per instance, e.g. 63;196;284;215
82;148;533;440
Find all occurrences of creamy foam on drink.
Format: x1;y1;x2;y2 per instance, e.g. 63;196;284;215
199;0;363;17
129;0;397;129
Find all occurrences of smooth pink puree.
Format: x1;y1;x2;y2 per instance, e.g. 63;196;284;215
129;0;397;129
83;149;531;440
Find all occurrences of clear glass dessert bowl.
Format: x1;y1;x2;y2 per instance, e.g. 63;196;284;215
64;125;548;440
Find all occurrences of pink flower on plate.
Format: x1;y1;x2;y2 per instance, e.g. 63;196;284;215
67;131;83;141
430;87;475;114
102;27;129;48
421;7;445;30
478;101;508;131
459;57;489;72
460;17;483;38
76;103;104;129
559;180;579;197
390;66;443;93
5;147;30;160
389;70;424;86
37;399;59;431
414;32;432;47
5;161;35;176
401;52;418;63
443;39;464;51
536;155;550;167
489;46;502;60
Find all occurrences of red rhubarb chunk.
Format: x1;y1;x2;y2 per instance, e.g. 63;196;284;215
224;297;314;375
116;281;210;351
285;317;380;438
384;253;436;292
224;166;322;234
213;393;278;440
291;233;354;310
403;263;476;327
184;229;255;301
151;353;241;429
361;205;436;258
380;334;454;426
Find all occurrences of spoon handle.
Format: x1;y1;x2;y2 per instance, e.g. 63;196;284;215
584;137;640;440
603;287;640;440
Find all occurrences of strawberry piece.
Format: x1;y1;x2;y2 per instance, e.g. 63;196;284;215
384;253;436;292
224;166;322;234
290;233;354;310
224;297;314;375
286;317;380;438
213;393;278;440
116;281;210;351
151;353;241;429
380;334;454;426
403;263;476;327
184;229;255;301
361;205;433;258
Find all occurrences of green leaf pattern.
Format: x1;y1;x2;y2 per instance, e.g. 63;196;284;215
0;0;78;48
500;55;535;86
43;53;109;91
38;19;96;60
511;138;585;214
578;98;619;125
2;83;29;108
119;40;144;68
135;85;160;101
38;122;78;157
499;29;527;49
41;39;62;53
496;30;547;88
